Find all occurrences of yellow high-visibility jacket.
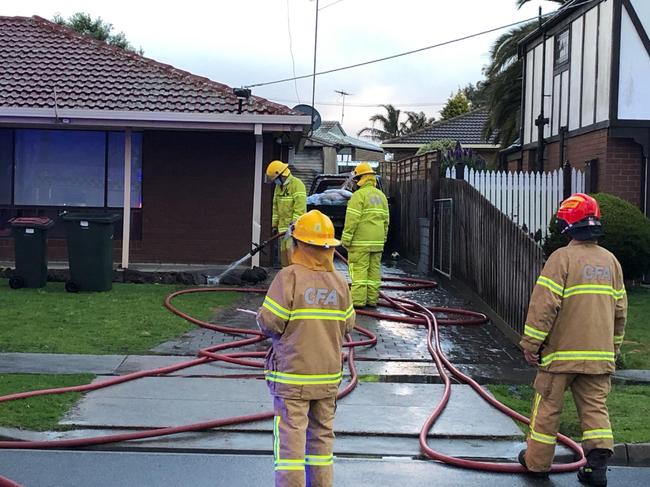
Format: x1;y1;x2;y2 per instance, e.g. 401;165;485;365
341;181;389;252
272;175;307;233
520;240;627;374
257;246;355;399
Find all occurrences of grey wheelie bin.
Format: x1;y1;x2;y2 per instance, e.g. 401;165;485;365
9;217;54;289
61;213;121;292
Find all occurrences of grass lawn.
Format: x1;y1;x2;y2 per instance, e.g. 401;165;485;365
0;374;94;431
0;280;238;355
619;287;650;369
489;383;650;444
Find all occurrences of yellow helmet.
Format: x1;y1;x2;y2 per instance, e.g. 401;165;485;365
266;160;290;181
292;210;340;248
353;162;375;178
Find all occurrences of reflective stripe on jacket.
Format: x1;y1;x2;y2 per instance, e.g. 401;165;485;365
520;240;627;374
272;175;307;233
341;181;389;252
257;257;355;399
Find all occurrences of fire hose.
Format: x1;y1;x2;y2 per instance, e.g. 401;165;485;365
0;253;585;486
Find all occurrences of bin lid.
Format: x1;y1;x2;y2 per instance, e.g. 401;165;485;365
61;212;122;223
9;217;55;229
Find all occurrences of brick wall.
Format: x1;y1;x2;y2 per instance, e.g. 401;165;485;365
517;128;644;208
0;130;279;265
602;136;643;207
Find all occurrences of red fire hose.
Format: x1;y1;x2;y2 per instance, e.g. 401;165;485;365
0;262;584;486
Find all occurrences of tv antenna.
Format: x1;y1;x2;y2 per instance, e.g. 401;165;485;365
334;90;352;125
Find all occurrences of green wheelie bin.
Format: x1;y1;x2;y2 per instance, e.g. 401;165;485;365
61;213;121;292
8;217;54;289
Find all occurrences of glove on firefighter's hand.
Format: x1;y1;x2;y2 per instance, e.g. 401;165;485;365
272;227;278;235
523;349;540;367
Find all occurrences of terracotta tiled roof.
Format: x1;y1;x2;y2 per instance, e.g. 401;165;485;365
382;108;497;145
0;16;295;115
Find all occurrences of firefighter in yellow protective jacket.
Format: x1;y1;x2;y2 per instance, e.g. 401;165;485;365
341;163;389;308
267;160;307;267
257;210;355;487
518;194;627;487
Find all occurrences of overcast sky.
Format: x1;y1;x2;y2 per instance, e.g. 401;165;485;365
6;0;563;138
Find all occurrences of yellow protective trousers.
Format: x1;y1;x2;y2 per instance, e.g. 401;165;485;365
280;236;293;268
347;250;382;307
273;395;336;487
525;371;614;472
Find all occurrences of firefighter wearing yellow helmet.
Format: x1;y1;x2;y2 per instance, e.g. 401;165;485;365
341;162;389;307
257;210;355;487
266;160;307;267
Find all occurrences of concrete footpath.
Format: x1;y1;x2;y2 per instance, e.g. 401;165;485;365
0;450;648;487
2;351;649;384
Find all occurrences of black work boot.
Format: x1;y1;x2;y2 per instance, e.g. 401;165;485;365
518;449;550;479
578;448;611;487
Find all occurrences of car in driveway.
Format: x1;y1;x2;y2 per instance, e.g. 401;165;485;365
307;173;388;238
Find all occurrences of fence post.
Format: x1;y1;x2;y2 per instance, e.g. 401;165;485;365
562;161;572;199
455;163;466;180
584;159;599;193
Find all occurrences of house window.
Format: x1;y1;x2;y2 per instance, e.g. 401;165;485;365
0;129;12;205
0;128;143;238
107;132;143;208
15;129;106;206
554;29;570;70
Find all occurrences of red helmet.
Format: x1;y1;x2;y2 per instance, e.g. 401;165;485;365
556;193;601;234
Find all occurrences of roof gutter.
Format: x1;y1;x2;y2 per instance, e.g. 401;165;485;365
0;107;311;132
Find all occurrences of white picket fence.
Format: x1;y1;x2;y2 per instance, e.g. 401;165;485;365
445;167;585;238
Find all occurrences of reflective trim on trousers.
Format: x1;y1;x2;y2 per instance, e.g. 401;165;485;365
305;454;334;466
273;416;305;471
582;428;614;441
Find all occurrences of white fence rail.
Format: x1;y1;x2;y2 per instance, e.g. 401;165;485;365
444;167;585;238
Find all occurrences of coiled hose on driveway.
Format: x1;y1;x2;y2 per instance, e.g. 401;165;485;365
0;255;585;486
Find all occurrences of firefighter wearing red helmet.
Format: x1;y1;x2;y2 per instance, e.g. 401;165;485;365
518;193;627;486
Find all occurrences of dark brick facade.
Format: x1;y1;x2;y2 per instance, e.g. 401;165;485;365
0;130;279;265
508;128;645;209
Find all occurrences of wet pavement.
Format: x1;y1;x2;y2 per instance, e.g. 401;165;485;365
153;262;531;384
59;377;523;438
1;450;648;487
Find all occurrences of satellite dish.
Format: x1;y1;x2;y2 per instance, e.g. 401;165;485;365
293;104;321;130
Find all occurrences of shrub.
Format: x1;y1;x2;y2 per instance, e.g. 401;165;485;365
543;193;650;280
416;138;456;156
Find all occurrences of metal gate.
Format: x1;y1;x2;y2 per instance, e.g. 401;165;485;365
433;198;453;278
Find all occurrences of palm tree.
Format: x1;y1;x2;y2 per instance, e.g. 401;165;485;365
401;111;435;135
516;0;565;7
357;104;402;141
482;0;568;145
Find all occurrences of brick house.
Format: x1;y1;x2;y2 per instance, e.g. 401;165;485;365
0;16;310;266
510;0;650;214
380;108;500;164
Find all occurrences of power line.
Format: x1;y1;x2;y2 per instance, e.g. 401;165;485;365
309;0;320;135
285;0;301;103
272;98;446;108
319;0;345;10
245;0;596;89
